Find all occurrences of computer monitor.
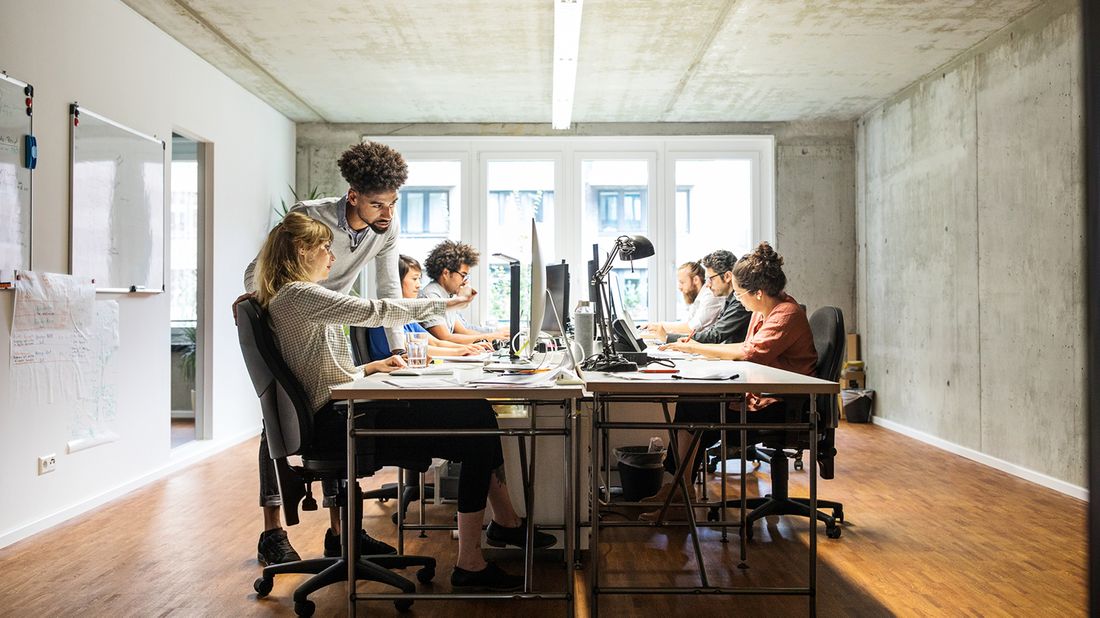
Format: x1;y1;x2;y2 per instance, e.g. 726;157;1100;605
527;218;546;360
541;261;569;334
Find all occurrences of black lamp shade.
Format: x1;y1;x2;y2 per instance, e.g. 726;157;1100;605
617;234;655;260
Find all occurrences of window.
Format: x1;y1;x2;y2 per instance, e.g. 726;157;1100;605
362;136;773;327
395;160;462;266
485;160;556;326
673;158;753;319
582;159;651;321
596;189;646;232
399;188;450;236
169;137;198;330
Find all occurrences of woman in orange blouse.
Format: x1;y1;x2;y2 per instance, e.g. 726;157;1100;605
651;242;817;506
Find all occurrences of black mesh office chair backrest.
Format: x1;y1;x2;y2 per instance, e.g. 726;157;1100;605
236;298;313;459
349;325;371;365
808;306;845;429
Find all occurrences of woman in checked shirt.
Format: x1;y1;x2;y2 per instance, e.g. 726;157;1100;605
253;212;552;591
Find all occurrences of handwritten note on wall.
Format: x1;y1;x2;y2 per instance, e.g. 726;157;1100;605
10;271;120;447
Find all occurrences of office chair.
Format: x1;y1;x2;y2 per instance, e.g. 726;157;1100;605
237;300;435;616
707;305;845;539
348;325;437;525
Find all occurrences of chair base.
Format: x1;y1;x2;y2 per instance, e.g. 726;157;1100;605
363;481;437;526
254;553;436;616
708;447;844;539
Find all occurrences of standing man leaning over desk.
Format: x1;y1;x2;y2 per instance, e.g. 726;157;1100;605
238;141;409;566
644;260;726;342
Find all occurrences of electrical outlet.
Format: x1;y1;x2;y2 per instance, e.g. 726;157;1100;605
38;454;56;475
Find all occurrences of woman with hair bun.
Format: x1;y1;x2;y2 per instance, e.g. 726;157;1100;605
644;242;817;515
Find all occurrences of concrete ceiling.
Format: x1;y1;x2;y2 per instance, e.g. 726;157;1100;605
122;0;1045;124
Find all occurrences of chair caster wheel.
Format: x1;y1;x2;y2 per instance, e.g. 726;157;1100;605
794;459;804;471
294;600;315;617
395;599;414;612
378;497;389;503
253;577;273;597
835;508;844;523
826;526;842;539
706;508;719;522
416;566;436;583
392;512;400;525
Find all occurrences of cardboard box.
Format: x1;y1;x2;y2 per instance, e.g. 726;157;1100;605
840;368;865;390
846;333;861;362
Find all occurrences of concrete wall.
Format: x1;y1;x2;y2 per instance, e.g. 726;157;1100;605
0;0;295;546
856;0;1084;488
296;121;857;329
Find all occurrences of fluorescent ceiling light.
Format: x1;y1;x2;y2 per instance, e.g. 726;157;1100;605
552;0;583;130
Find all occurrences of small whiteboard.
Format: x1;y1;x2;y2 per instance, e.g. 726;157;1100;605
0;72;33;286
70;104;165;293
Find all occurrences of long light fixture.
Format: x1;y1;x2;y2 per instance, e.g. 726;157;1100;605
552;0;583;130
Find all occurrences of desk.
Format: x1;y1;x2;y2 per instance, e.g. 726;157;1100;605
583;359;838;616
331;371;583;617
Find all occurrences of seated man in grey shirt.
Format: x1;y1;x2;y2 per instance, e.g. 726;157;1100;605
644;260;726;342
419;240;508;345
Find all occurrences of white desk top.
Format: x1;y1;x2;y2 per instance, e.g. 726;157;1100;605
582;360;838;395
330;367;584;401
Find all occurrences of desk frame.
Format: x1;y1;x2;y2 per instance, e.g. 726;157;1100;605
585;366;837;616
333;381;581;617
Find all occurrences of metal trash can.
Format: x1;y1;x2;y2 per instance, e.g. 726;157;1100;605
841;389;874;423
614;446;666;501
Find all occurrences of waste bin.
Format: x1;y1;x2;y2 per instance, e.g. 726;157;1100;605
614;446;666;501
841;389;874;423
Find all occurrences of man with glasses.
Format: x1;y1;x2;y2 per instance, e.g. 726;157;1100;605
238;141;411;566
644;260;726;342
419;240;509;346
687;249;752;345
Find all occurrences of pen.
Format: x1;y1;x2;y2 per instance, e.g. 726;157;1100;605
639;368;679;374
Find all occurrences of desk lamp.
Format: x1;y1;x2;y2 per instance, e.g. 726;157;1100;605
581;234;655;372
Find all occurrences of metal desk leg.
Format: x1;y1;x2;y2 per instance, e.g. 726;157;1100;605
563;401;575;616
739;396;748;565
418;467;427;538
720;400;729;544
346;398;358;618
396;467;405;555
589;397;602;618
809;395;818;616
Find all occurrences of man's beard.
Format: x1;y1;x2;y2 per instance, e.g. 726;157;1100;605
682;288;699;305
368;220;390;234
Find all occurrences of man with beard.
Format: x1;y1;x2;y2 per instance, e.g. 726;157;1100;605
238;141;410;566
643;260;725;342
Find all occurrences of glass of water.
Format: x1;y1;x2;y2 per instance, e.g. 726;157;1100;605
405;332;429;368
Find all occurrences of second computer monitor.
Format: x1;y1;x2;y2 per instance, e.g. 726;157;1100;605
542;261;570;335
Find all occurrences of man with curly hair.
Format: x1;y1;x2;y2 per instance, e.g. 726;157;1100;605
239;141;411;566
419;240;509;345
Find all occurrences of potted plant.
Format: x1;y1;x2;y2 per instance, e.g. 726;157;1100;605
179;326;197;410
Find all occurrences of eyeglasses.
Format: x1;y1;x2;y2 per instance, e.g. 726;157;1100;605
707;272;727;284
455;270;470;282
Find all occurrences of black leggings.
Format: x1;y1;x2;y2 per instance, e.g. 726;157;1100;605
313;399;505;514
667;399;789;476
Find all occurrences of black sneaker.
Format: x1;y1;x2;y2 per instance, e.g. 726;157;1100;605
323;528;397;558
450;562;523;591
257;528;300;566
485;518;556;549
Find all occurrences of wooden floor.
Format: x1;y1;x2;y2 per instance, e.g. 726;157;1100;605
171;417;197;448
0;422;1086;617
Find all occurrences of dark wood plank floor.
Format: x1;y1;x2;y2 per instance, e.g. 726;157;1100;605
0;421;1086;616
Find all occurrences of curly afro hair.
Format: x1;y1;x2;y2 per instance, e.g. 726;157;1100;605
337;142;408;194
424;240;480;281
732;241;786;297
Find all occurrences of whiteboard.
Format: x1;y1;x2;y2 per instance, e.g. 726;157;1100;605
70;104;165;293
0;72;33;286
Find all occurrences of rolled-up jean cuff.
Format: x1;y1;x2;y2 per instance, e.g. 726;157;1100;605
320;479;341;508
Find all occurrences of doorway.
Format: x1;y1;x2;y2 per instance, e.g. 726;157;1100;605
169;133;208;447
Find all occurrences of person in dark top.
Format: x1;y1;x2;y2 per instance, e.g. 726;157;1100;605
690;249;752;345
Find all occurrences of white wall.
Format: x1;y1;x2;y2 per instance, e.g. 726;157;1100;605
0;0;294;546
